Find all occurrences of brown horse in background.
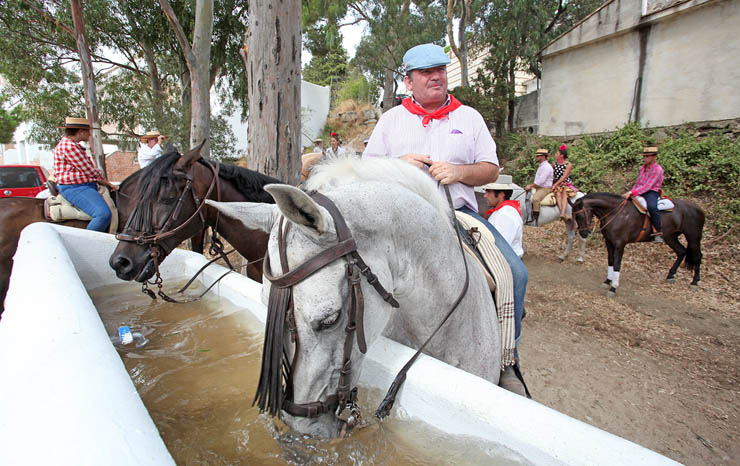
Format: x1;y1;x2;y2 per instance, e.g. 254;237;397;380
572;193;704;296
109;143;280;285
0;171;145;318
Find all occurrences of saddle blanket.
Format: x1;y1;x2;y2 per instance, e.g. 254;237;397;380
633;196;674;214
455;211;516;368
44;185;118;234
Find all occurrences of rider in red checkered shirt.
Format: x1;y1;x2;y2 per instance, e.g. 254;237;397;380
52;117;117;232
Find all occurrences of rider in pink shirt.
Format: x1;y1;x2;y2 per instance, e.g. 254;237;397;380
622;146;665;242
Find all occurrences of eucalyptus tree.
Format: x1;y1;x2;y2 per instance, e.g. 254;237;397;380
0;0;244;158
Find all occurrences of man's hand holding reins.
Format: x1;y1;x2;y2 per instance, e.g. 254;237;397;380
621;191;632;200
400;153;432;169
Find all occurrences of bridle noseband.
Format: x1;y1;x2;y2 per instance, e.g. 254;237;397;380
116;160;224;301
255;192;399;430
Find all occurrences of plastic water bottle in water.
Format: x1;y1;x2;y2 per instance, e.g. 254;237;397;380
118;325;134;345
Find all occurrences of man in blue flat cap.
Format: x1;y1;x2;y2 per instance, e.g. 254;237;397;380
364;43;530;397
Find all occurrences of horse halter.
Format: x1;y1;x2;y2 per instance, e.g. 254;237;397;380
255;191;399;431
116;160;223;301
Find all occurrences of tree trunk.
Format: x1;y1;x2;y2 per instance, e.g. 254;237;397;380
382;55;396;112
159;0;213;157
69;0;106;176
507;62;516;131
247;0;301;185
190;0;213;153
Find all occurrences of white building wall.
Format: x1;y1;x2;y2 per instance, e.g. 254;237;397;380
300;80;331;147
540;32;641;135
640;0;740;126
539;0;739;136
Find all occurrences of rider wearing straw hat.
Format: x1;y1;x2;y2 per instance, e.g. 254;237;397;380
622;146;665;243
138;130;167;169
478;175;523;258
53;117;117;232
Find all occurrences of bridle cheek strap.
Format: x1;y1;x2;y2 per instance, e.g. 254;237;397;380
257;192;397;421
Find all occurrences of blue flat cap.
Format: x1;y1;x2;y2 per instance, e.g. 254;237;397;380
403;44;451;73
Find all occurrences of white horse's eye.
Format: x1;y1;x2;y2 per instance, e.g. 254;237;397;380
316;311;341;331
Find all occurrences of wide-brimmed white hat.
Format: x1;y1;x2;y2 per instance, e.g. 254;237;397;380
475;174;514;193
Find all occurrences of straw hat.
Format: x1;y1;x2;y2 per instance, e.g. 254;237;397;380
475;174;515;193
57;117;90;129
642;146;659;156
535;148;549;156
141;130;164;142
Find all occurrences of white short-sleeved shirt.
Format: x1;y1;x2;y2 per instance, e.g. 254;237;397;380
489;205;524;257
324;146;349;160
363;102;498;211
138;143;163;168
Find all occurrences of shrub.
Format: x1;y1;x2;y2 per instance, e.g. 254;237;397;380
499;123;740;236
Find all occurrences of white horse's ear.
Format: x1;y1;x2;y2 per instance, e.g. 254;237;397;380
264;184;336;240
205;200;278;233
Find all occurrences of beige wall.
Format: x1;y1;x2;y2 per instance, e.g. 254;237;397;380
540;31;641;135
539;0;739;136
640;0;740;126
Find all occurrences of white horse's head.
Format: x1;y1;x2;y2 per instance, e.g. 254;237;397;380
208;157;499;438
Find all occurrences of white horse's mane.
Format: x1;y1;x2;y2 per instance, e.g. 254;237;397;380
304;156;450;219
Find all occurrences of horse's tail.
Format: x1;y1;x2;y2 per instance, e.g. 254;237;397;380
682;201;705;272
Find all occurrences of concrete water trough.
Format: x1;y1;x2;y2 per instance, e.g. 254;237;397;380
0;223;680;466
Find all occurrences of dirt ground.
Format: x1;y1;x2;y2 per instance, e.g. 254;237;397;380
518;222;739;466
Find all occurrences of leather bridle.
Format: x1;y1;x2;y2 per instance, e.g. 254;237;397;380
572;198;629;237
256;186;473;434
115;160;226;301
255;192;399;430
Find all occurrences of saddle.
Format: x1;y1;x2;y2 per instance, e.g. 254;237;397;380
455;211;516;368
44;184;118;234
631;195;674;214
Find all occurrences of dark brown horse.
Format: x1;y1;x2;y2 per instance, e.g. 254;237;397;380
109;143;279;284
571;193;704;296
0;171;144;317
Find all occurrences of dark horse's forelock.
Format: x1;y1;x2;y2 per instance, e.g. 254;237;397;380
124;151;182;234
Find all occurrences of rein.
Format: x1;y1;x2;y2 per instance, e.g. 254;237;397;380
116;160;234;302
256;185;472;433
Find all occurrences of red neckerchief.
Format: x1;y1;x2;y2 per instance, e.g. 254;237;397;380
401;95;463;127
485;200;521;218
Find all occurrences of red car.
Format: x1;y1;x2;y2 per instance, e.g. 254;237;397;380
0;165;50;198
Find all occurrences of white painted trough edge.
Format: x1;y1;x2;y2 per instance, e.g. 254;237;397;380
0;223;681;466
0;223;175;466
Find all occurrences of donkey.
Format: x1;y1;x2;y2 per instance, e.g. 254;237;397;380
207;157;502;438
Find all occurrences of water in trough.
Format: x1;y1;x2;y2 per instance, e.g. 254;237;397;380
90;282;531;466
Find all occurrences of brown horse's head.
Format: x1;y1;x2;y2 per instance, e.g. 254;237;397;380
109;142;210;282
571;196;594;239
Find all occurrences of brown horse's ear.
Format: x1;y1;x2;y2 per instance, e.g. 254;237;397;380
175;139;207;171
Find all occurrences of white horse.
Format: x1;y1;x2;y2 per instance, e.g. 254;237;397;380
207;157;501;438
521;190;587;263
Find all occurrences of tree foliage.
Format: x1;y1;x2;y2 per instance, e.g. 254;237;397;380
0;103;22;144
471;0;602;131
0;0;243;158
302;24;350;87
350;0;446;109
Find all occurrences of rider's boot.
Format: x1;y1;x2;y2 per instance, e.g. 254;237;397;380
652;230;664;243
499;364;531;398
533;211;540;226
